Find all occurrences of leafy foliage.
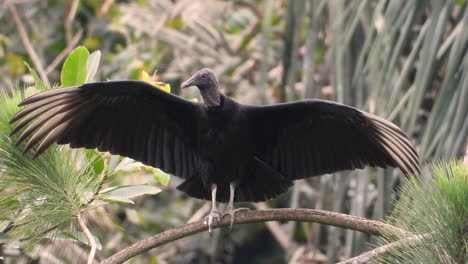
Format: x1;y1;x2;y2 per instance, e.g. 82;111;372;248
0;46;168;252
0;88;103;247
377;161;468;264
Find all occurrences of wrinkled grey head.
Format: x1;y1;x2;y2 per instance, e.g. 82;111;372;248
181;68;219;91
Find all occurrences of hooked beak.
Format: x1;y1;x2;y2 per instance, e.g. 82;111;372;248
181;78;195;89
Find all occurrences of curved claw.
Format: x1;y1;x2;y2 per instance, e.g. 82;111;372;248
205;209;221;233
224;206;250;230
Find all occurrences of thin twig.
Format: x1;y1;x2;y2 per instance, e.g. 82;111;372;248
337;233;431;264
98;0;115;17
65;0;80;44
78;213;97;264
45;29;83;75
100;208;410;264
7;0;50;87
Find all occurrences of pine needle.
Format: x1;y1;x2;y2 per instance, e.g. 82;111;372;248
0;88;103;247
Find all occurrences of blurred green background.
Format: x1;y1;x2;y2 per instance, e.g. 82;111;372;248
0;0;467;263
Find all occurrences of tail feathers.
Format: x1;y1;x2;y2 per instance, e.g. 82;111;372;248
176;157;293;203
176;174;211;201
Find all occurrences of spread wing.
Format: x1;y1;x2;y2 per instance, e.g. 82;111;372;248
10;81;206;179
247;99;419;179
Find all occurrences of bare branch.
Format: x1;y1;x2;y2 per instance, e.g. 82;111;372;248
100;208;409;264
45;29;83;75
78;213;97;264
65;0;80;44
337;233;431;264
7;0;50;87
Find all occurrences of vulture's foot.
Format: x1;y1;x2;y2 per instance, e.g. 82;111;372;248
224;205;250;230
204;184;220;233
204;208;221;233
224;182;250;230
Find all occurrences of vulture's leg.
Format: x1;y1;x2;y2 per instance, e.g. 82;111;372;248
205;184;221;233
224;183;250;230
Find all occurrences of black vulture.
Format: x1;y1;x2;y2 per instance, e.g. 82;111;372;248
10;68;419;231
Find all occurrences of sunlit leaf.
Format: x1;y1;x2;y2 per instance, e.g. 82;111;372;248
61;46;89;86
149;168;170;186
85;150;105;175
138;70;171;93
112;158;142;174
86;50;101;82
99;184;161;204
108;155;121;172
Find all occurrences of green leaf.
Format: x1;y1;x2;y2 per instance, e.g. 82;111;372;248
85;150;105;175
108;155;121;172
86;50;101;82
61;46;90;86
46;231;102;250
99;184;161;204
150;168;171;186
112;158;142;173
24;62;48;91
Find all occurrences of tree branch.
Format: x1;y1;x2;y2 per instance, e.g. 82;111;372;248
45;29;83;75
7;0;50;87
337;233;431;264
100;208;409;264
64;0;80;44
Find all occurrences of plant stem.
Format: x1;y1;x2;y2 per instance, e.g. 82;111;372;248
78;213;97;264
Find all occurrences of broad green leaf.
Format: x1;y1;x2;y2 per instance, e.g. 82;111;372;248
24;62;48;91
149;168;171;186
61;46;89;86
102;197;135;204
85;150;105;175
112;158;142;173
46;231;102;250
86;50;101;82
108;155;121;172
99;184;161;205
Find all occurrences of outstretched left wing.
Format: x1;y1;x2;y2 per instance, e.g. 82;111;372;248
10;81;207;179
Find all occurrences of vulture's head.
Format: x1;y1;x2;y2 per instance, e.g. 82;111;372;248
181;68;219;91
